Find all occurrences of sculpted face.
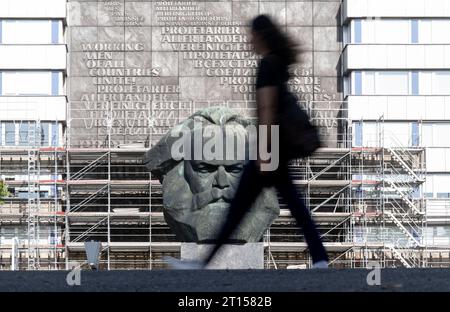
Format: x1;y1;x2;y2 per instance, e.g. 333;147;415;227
182;159;245;242
184;159;243;212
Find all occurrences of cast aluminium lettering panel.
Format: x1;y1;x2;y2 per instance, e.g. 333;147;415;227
67;0;342;148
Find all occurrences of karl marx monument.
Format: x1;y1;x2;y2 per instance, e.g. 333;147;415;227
144;106;280;243
144;107;279;267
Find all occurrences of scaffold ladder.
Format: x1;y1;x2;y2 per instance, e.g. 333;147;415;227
27;120;41;270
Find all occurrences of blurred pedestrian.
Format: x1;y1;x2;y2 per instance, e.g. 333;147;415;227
166;14;329;270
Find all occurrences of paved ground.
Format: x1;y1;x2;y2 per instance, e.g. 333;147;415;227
0;269;449;292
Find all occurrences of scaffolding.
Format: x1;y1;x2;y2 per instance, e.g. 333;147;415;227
1;101;449;269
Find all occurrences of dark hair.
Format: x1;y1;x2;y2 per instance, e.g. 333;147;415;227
251;14;300;67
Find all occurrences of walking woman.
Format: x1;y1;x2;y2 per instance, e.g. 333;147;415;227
168;14;329;269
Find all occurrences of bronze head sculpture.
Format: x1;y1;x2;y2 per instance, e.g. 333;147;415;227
144;107;279;243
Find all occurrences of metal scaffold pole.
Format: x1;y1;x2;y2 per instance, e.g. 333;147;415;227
379;116;386;268
148;106;154;270
27;120;41;270
53;117;59;270
65;119;70;271
107;110;112;271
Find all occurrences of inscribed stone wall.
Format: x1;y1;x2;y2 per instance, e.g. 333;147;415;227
68;0;343;148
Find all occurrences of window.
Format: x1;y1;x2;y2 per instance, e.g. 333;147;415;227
51;20;59;44
412;187;421;199
362;72;375;95
354;71;420;95
354;20;362;43
18;123;29;146
343;24;350;46
411;122;420;147
355;187;363;199
418;19;450;44
421;123;450;147
1;20;61;44
357;122;413;147
422;123;433;147
39;122;59;147
362;123;378;147
426;148;449;172
375;72;409;95
411;20;419;43
51;72;59;96
349;19;450;44
17;191;48;199
354;72;362;95
51;122;59;146
375;20;410;44
354;122;363;147
1;121;61;147
5;123;15;146
431;20;450;43
49;230;57;245
17;192;28;199
355;19;411;44
384;123;410;147
1;71;60;96
411;72;419;95
353;226;364;243
50;175;58;198
432;72;450;95
343;76;350;96
41;123;50;146
40;122;59;147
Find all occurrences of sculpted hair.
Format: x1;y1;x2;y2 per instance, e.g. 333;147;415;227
190;106;252;127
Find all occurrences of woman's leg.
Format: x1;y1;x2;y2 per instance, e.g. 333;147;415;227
203;160;265;265
274;164;329;264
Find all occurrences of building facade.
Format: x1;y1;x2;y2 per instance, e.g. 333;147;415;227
343;0;450;255
0;0;449;269
0;0;67;270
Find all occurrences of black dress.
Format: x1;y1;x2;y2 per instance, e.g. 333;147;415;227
256;54;290;90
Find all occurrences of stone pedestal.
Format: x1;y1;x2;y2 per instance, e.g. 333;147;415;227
181;243;264;269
